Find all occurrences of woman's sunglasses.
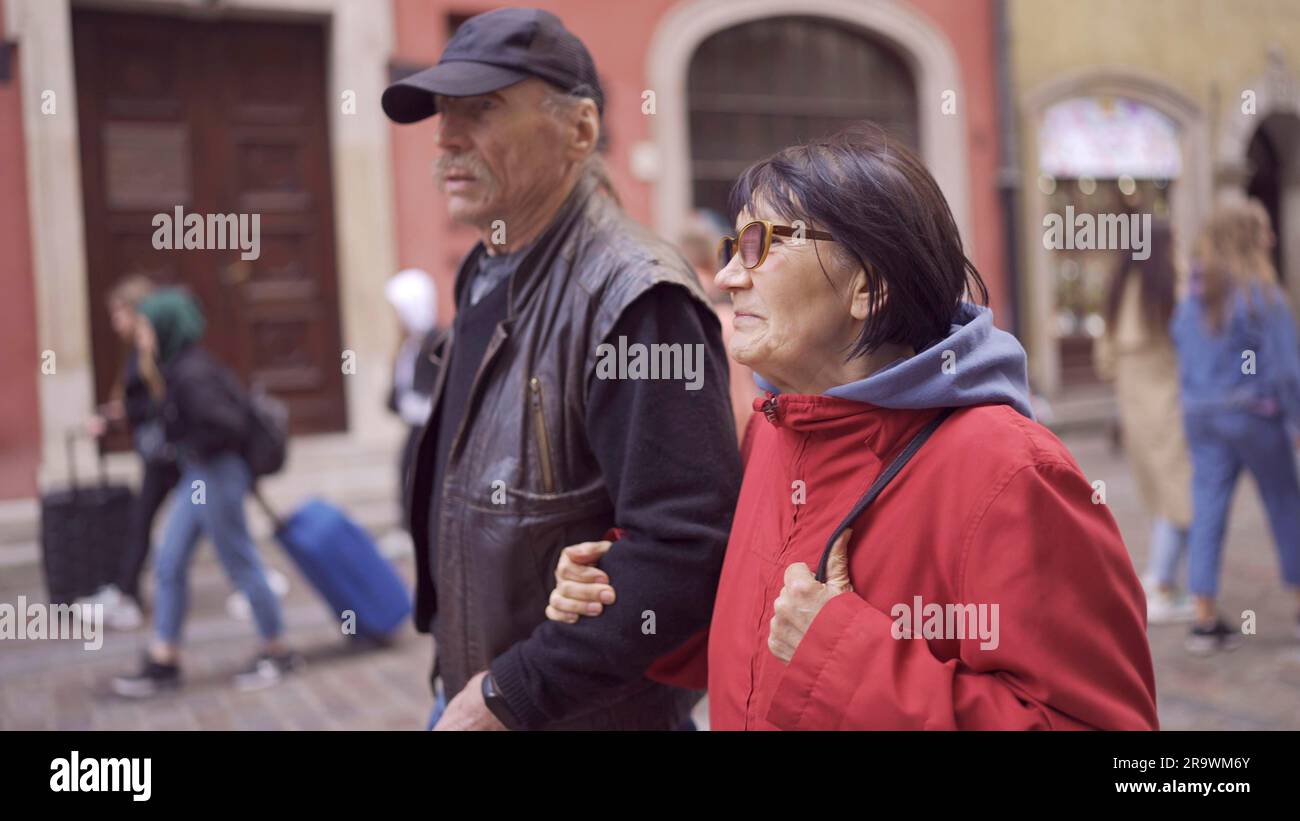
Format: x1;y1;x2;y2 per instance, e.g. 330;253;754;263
717;219;838;270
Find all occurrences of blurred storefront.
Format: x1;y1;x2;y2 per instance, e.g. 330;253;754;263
1008;0;1300;397
0;0;1007;502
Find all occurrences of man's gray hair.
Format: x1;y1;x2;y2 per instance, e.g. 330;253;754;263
540;84;619;207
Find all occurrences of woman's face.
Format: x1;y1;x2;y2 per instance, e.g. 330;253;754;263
109;300;137;342
714;203;868;392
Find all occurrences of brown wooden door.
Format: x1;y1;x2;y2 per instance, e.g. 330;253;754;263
74;9;347;438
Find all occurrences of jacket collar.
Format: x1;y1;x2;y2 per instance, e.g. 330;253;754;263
754;392;940;461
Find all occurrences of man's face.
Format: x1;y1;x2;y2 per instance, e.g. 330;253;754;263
432;79;570;229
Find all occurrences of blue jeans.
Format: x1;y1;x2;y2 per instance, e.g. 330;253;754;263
1185;411;1300;597
1145;517;1187;589
152;451;283;644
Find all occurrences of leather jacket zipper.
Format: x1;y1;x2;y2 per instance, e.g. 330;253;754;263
529;376;557;493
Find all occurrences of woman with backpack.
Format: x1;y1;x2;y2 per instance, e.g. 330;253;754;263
113;288;299;698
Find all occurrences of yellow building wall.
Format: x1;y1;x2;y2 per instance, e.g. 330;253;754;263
1007;0;1300;396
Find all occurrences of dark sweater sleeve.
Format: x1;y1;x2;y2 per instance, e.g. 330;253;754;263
489;283;742;728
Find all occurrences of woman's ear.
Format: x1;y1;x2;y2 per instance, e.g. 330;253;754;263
848;265;883;321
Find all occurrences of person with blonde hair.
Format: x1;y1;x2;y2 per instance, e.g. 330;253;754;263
1171;198;1300;653
80;274;176;631
1094;220;1195;623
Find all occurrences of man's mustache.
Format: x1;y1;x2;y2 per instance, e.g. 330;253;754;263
434;155;494;188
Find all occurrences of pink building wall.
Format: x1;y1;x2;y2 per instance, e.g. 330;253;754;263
0;4;42;499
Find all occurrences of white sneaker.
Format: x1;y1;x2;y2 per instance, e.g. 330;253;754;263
105;597;144;631
1146;587;1196;625
77;584;122;610
267;567;290;597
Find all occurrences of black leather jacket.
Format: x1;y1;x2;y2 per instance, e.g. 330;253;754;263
408;175;732;729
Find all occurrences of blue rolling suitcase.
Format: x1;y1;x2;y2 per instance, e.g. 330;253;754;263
258;496;411;639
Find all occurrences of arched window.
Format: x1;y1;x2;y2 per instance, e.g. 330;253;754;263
1037;96;1182;385
686;16;918;219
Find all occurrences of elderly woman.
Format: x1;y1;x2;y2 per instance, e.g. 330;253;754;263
547;125;1158;730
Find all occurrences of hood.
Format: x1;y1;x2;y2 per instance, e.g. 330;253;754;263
756;303;1034;420
138;287;206;366
386;268;438;335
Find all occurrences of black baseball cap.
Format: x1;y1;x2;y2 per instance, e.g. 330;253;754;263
382;7;603;124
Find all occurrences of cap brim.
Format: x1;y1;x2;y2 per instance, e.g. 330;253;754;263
382;61;531;124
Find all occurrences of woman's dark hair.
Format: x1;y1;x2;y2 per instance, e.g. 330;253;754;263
727;122;987;359
1104;218;1176;336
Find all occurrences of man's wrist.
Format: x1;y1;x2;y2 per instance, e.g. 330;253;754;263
481;671;520;730
487;650;550;730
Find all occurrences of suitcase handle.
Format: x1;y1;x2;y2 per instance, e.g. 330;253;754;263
64;427;109;490
251;486;284;532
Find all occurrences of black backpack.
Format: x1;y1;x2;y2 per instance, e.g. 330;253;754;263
214;365;289;478
241;387;289;478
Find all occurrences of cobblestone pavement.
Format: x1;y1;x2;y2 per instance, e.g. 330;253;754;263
2;431;1297;730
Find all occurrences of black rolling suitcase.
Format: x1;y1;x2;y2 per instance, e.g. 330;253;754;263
39;431;135;604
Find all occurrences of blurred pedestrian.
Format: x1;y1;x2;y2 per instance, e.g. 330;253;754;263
1171;199;1300;654
385;268;442;528
680;209;763;442
1094;220;1194;623
112;288;299;697
80;275;178;631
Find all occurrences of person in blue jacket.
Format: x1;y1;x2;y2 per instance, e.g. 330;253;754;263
1171;199;1300;654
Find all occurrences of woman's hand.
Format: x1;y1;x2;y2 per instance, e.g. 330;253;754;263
85;415;108;438
768;529;853;663
544;540;617;623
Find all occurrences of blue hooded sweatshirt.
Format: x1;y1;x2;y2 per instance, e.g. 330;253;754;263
756;303;1035;420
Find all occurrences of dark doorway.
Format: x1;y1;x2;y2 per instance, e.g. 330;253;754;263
1247;117;1295;285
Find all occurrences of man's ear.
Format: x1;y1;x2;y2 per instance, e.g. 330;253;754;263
568;98;600;160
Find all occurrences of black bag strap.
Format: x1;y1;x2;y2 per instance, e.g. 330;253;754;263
814;408;955;582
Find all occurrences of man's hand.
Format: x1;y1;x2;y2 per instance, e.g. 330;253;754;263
432;671;508;731
544;540;616;623
768;529;853;664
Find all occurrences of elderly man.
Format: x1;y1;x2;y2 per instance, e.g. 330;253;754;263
382;7;741;730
